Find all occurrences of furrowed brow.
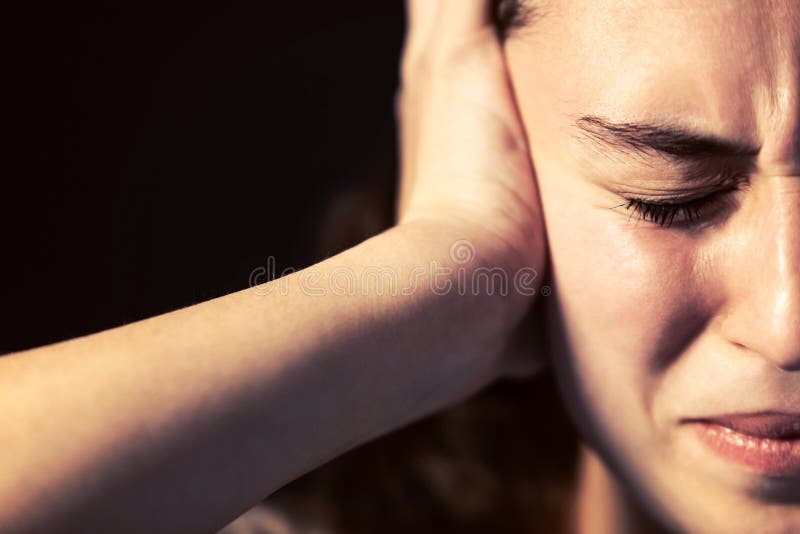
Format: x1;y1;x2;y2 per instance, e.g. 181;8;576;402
574;115;761;161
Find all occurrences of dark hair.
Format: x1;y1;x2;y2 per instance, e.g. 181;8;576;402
266;375;579;533
257;2;581;532
495;0;539;40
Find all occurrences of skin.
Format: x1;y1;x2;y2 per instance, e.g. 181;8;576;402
1;1;795;532
504;1;800;532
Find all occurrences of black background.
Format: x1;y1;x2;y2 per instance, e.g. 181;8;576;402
2;6;581;532
4;2;404;352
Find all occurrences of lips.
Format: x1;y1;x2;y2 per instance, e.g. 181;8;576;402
696;413;800;440
683;412;800;477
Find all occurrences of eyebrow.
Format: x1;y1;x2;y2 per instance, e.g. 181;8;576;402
574;115;761;161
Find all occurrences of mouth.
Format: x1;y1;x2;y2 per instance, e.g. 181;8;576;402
682;412;800;477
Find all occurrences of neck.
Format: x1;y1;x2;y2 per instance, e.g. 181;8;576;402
572;445;670;534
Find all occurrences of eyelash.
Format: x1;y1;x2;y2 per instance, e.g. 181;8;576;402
621;185;744;228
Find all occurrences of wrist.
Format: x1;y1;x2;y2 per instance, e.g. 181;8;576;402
391;216;544;314
351;218;541;383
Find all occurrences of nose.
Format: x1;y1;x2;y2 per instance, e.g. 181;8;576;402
722;177;800;371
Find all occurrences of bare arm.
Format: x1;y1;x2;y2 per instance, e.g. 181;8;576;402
0;1;546;531
0;220;525;533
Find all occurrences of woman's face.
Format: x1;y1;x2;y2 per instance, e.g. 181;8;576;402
505;1;799;531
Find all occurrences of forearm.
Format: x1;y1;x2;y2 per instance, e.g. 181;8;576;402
0;220;516;533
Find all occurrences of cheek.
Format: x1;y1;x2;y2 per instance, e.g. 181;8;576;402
536;165;707;446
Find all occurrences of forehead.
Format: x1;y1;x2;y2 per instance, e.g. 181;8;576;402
512;0;799;152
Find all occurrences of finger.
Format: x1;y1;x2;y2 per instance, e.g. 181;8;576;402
399;0;446;220
406;0;439;36
404;0;494;62
403;0;440;61
434;0;493;45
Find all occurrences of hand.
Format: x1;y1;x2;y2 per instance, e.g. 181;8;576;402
396;0;548;377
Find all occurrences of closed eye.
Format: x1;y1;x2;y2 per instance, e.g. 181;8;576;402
618;187;743;229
